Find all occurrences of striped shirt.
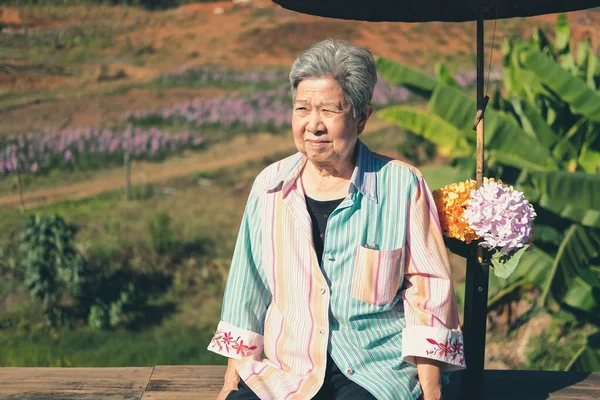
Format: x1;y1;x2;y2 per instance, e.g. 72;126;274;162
208;140;465;400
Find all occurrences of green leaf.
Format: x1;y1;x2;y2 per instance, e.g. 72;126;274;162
517;247;554;287
509;98;538;139
579;148;600;174
552;118;589;164
576;39;598;90
521;49;600;123
434;62;460;89
533;225;564;246
488;246;552;305
532;28;555;57
420;165;466;192
487;151;556;173
566;331;600;372
375;56;438;99
491;245;530;279
428;85;558;171
517;170;600;228
377;106;472;158
578;126;600;173
554;14;571;53
538;225;600;309
562;269;600;312
502;40;549;102
510;97;558;149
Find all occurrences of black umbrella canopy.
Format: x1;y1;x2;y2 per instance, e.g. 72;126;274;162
273;0;600;22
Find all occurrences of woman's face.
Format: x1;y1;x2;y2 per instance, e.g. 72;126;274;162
292;77;371;168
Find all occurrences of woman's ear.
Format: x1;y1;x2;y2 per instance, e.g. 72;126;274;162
357;104;373;135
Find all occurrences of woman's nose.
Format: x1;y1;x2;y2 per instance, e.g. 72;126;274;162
306;111;325;134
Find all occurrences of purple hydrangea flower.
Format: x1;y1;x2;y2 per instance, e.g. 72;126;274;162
463;180;536;255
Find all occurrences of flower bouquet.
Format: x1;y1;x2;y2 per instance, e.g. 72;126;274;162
433;178;536;279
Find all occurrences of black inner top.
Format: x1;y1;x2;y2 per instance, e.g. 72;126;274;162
305;195;345;267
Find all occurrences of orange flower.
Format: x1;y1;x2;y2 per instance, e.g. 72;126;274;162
432;180;479;243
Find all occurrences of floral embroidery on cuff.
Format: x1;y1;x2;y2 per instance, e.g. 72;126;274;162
425;338;464;365
211;329;258;357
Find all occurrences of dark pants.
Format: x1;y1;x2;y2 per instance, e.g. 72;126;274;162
226;353;376;400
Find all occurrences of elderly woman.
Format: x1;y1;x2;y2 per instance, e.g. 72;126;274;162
209;39;465;400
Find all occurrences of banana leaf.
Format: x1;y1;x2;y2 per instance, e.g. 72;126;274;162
520;49;600;123
434;62;460;89
508;99;536;139
502;39;549;102
375;56;438;99
555;15;578;74
428;85;559;171
579;125;600;173
533;224;565;247
576;39;598;90
517;170;600;228
532;28;555;59
554;14;571;54
552;118;589;165
538;225;600;308
419;165;466;192
510;97;558;148
566;331;600;372
579;148;600;174
562;269;600;312
377;106;472;158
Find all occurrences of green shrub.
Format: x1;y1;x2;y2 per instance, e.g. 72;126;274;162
148;212;177;255
18;214;87;328
15;213;174;331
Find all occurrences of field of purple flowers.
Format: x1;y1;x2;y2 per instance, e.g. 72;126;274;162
0;126;205;176
1;66;489;178
127;70;415;131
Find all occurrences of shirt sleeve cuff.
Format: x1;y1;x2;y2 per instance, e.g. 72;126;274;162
402;325;466;371
207;320;264;360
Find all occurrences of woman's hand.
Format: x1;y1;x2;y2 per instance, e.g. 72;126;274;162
217;358;242;400
216;383;238;400
416;357;443;400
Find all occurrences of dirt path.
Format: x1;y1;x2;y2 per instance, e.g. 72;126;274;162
0;134;295;210
0;120;391;210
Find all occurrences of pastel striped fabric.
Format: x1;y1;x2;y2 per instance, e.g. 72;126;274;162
208;140;465;400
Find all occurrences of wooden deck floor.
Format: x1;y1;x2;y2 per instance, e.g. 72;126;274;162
0;366;599;399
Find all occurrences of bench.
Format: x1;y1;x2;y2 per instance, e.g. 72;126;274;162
1;365;599;399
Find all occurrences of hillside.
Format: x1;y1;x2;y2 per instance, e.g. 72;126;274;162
1;1;599;136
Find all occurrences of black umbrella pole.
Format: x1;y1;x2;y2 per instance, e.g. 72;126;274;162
459;12;489;400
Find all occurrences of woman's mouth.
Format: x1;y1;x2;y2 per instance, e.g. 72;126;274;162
307;140;330;147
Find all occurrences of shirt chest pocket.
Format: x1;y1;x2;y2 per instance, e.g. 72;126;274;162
351;245;404;306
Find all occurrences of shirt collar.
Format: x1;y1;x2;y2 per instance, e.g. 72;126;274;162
266;140;378;203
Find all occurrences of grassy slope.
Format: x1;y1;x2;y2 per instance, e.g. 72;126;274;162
5;2;597;136
0;127;412;367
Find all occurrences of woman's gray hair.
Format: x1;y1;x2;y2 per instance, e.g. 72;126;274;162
289;39;377;119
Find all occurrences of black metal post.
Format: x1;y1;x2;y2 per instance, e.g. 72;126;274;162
459;13;490;400
459;254;490;399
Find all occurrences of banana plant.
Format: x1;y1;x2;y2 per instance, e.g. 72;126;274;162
375;13;600;371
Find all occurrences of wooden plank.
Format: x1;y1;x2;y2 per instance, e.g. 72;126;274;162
0;366;599;400
0;367;153;400
484;370;600;400
141;365;226;400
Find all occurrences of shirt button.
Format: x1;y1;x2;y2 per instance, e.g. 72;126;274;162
320;287;326;294
346;369;354;375
319;328;326;335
